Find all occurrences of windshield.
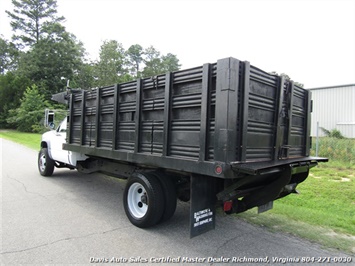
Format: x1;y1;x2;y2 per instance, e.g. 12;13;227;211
57;118;67;133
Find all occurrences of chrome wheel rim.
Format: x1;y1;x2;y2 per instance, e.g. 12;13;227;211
39;153;46;172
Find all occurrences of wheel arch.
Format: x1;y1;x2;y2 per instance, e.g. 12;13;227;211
40;141;48;148
40;141;53;160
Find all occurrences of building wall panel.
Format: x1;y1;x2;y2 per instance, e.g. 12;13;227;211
309;84;355;138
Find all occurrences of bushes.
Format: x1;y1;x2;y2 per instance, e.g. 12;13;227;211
6;84;66;133
320;127;345;139
6;85;48;132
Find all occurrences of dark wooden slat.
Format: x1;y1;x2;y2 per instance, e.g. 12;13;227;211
80;90;86;146
134;79;142;153
199;63;212;162
305;89;312;156
285;81;295;158
95;87;101;147
240;61;250;161
68;93;74;144
273;76;286;160
163;73;172;156
112;84;119;150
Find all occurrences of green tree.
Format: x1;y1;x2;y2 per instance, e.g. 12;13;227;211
142;46;161;77
126;44;143;78
94;40;128;86
142;46;180;77
5;0;85;98
6;84;50;132
71;62;96;89
6;0;64;48
16;23;85;97
0;36;19;73
0;72;31;128
0;37;12;73
161;53;180;72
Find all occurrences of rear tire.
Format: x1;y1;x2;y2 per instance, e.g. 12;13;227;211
38;148;55;176
123;173;165;228
151;172;177;223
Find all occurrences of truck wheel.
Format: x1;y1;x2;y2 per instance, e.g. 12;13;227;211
123;173;164;228
38;148;55;176
151;172;177;223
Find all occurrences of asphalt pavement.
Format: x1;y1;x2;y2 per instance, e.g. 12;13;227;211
0;138;352;265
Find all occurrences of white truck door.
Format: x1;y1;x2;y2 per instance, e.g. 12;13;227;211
51;119;70;164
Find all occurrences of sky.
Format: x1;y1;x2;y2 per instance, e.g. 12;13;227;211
0;0;354;88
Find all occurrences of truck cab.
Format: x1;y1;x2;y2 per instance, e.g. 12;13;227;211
38;118;87;176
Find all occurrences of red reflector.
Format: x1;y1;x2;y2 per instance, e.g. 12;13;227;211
215;165;223;174
224;201;233;212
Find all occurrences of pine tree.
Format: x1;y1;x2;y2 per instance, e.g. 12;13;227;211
6;0;65;48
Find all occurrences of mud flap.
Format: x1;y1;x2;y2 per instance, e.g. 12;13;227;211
190;174;216;238
258;201;274;214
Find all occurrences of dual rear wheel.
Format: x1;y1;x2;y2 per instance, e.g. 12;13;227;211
123;172;177;228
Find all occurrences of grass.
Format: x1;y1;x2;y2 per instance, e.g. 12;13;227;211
239;160;355;254
0;130;41;150
239;211;355;254
1;132;354;254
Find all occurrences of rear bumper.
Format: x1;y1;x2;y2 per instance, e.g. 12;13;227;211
218;157;328;215
230;156;328;175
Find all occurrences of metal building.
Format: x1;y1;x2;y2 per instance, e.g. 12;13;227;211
308;84;355;138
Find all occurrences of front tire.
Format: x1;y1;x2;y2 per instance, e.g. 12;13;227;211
38;148;55;176
123;173;164;228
